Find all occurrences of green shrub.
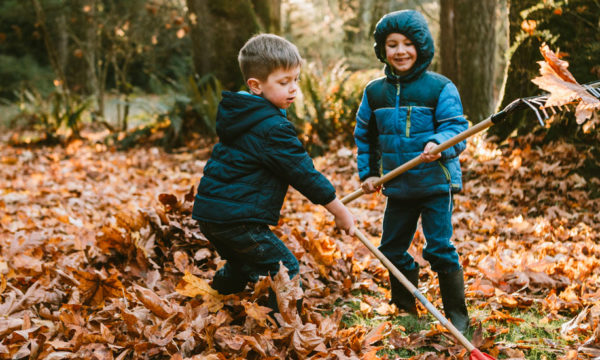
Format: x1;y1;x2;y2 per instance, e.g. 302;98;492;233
289;60;379;156
10;87;92;144
0;55;54;100
111;74;222;150
160;74;222;149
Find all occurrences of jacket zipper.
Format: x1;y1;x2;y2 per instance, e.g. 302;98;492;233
438;161;453;211
406;106;412;137
438;161;451;182
396;83;402;135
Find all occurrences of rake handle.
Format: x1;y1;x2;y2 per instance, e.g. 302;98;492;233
353;229;476;352
341;117;494;205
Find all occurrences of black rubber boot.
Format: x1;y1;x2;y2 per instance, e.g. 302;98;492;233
438;269;470;334
389;266;419;315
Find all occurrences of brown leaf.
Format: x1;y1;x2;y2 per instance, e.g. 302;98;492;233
241;300;272;327
363;321;390;346
133;284;173;319
532;44;600;126
269;264;303;324
471;322;498;350
539;43;577;83
290;322;324;356
175;271;223;312
71;268;125;307
158;193;179;211
214;326;246;352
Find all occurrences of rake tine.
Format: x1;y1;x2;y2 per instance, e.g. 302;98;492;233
530;99;550;119
583;81;600;98
523;99;546;126
585;85;600;98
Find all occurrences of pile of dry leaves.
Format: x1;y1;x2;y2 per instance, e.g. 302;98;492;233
1;126;599;359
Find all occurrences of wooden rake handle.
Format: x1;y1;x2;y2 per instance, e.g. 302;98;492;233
341;118;494;205
353;229;477;353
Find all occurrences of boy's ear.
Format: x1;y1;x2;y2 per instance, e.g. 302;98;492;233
247;78;262;95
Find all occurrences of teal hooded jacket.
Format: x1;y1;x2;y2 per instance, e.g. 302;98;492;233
193;91;336;225
354;10;468;199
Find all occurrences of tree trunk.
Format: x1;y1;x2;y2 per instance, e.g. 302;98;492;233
488;0;541;140
440;0;498;123
56;12;68;77
186;0;278;90
341;0;390;69
252;0;281;33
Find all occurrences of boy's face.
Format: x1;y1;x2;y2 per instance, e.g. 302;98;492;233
248;66;300;109
385;33;417;76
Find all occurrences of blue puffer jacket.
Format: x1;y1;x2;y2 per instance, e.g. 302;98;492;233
354;10;468;199
193;91;336;225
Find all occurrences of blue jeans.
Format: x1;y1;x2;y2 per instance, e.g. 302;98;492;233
380;194;461;274
198;221;299;295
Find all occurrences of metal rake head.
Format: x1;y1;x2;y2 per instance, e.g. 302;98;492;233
521;80;600;126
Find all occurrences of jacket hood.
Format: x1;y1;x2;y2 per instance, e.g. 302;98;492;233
216;91;283;142
373;10;434;82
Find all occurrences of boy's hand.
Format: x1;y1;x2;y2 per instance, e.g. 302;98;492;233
361;176;381;194
325;198;356;236
420;142;441;162
334;207;355;236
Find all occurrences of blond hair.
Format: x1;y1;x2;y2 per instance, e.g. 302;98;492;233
238;34;302;81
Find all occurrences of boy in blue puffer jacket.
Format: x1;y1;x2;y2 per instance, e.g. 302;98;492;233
354;10;470;333
192;34;355;313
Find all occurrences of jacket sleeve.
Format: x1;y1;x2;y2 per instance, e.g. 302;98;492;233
427;82;469;160
262;121;336;205
354;89;382;181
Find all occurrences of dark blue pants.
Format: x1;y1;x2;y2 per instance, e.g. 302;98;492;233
198;221;299;295
380;194;461;274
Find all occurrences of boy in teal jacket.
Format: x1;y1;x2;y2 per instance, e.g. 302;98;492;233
354;10;470;333
193;34;355;312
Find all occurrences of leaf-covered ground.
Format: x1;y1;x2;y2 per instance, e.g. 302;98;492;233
1;133;600;359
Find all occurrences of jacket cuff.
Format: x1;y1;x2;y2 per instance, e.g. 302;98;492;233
360;170;381;182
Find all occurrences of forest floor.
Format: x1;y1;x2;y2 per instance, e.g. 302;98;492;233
1;132;600;359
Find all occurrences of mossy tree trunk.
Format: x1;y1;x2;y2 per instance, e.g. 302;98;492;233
490;0;542;140
440;0;499;123
185;0;280;90
491;0;600;141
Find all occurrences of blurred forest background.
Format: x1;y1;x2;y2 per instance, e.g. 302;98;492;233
0;0;598;161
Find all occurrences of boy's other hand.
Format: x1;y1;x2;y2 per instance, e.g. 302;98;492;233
325;198;356;236
334;208;355;236
420;142;441;162
361;176;381;194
